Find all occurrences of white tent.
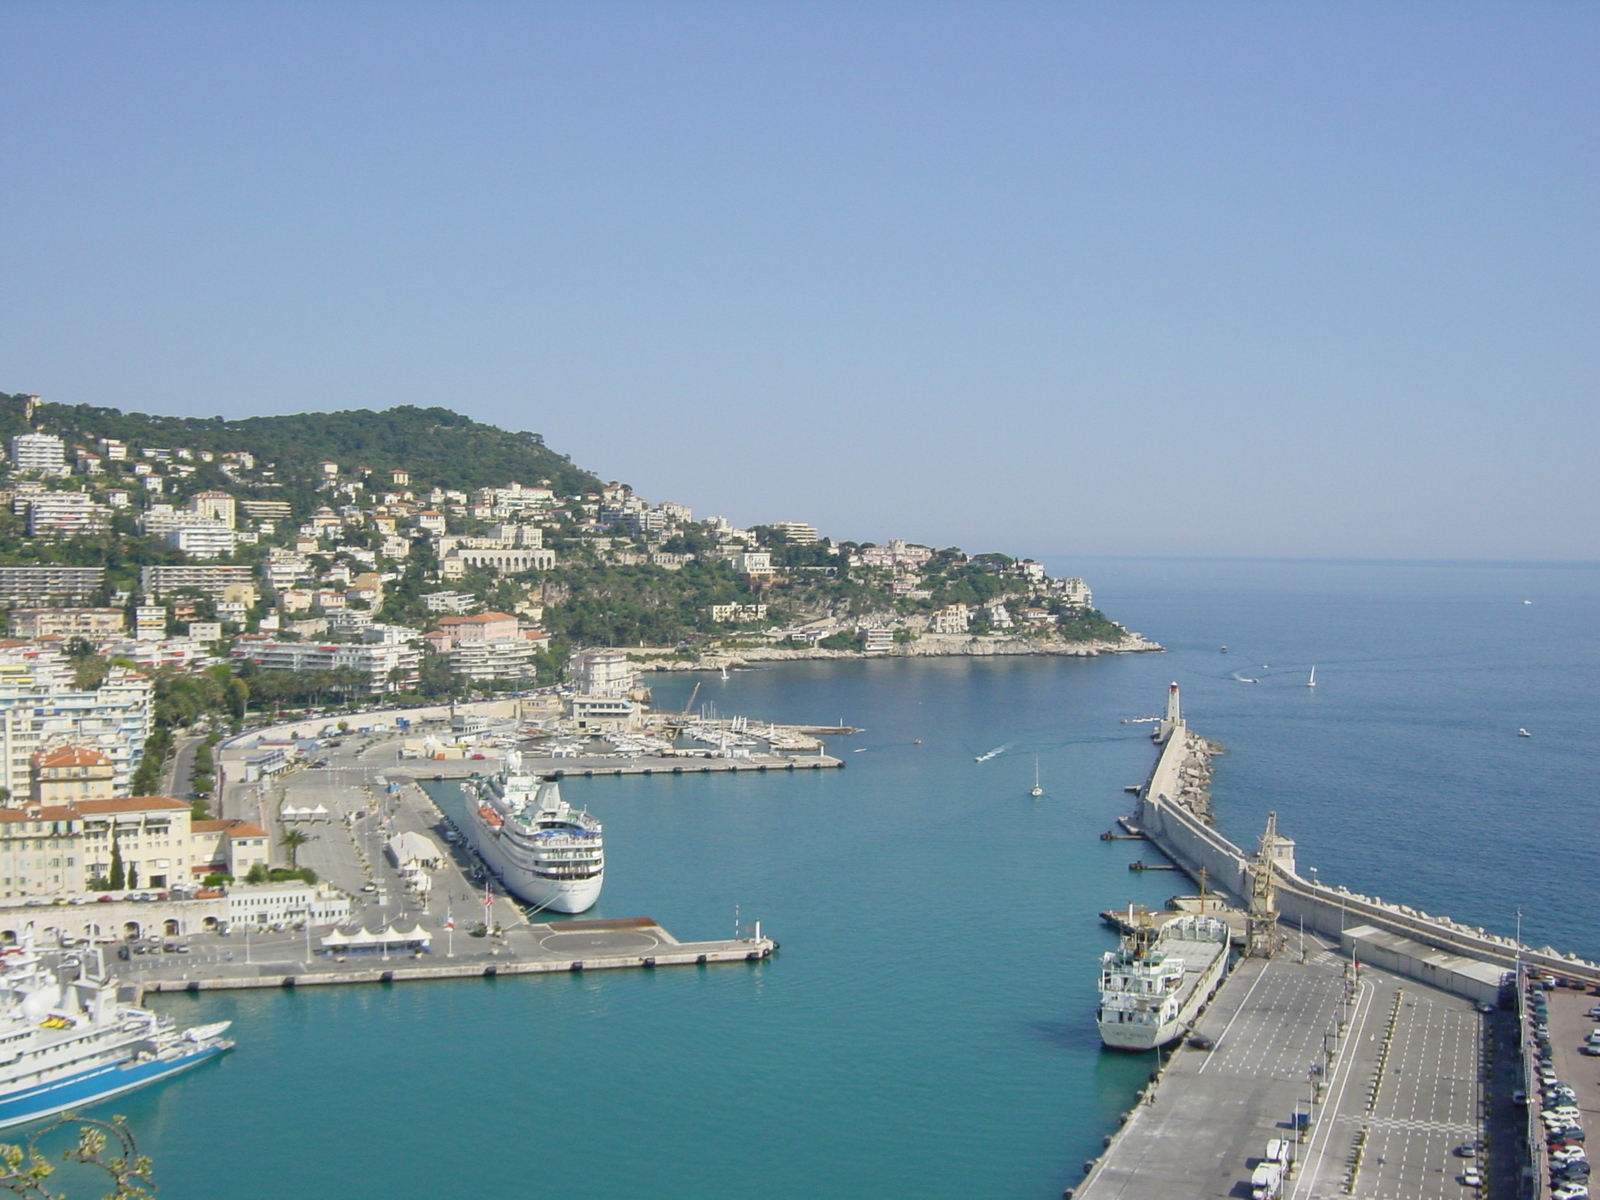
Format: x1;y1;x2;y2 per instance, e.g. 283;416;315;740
320;924;432;952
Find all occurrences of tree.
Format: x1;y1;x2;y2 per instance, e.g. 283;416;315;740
108;835;125;891
0;1112;156;1199
245;862;269;884
279;829;309;869
127;865;139;890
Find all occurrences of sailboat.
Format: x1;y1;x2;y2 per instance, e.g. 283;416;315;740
1307;666;1316;688
1029;758;1043;798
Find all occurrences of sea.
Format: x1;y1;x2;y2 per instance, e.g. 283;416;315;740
52;558;1600;1199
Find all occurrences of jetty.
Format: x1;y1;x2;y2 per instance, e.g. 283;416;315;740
1129;687;1600;988
140;917;774;994
1073;683;1599;1199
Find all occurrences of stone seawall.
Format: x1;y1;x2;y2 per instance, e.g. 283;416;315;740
1135;721;1600;987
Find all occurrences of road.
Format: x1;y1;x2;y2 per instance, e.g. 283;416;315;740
163;734;206;800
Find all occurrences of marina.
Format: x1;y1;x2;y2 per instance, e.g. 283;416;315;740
8;559;1589;1200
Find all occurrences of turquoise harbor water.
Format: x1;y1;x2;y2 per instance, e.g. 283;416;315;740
71;559;1598;1198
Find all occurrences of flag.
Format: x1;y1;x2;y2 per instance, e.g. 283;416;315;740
445;908;455;931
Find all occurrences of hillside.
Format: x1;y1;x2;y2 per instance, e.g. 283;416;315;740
1;395;602;501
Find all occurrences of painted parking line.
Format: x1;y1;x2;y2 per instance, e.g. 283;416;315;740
1292;975;1374;1200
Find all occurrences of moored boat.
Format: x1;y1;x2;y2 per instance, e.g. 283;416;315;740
460;752;604;914
0;941;232;1129
1097;911;1231;1050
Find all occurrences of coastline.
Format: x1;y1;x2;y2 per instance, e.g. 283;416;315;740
637;631;1164;671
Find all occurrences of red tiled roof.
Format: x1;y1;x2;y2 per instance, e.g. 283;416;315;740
0;805;79;824
192;817;267;838
31;744;113;769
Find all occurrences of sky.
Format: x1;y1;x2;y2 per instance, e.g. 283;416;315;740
2;2;1596;561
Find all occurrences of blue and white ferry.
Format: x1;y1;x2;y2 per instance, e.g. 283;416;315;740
0;941;233;1128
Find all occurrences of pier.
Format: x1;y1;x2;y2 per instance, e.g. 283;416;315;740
1074;683;1600;1199
140;917;775;993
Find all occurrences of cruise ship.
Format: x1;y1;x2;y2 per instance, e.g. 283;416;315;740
460;752;604;914
0;941;233;1128
1097;911;1231;1050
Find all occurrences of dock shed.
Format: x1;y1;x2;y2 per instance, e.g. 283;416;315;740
1340;924;1507;1004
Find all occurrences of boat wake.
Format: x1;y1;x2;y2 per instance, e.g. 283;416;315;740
974;742;1013;763
1231;671;1259;684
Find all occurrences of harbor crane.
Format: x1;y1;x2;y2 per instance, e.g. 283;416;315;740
1246;811;1285;958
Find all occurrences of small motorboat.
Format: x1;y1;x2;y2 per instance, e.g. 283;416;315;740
1518;728;1531;738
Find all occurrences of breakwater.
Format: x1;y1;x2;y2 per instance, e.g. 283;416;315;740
1135;703;1600;988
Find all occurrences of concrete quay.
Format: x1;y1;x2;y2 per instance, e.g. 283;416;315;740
1074;942;1495;1200
139;917;774;993
407;751;843;779
126;731;777;997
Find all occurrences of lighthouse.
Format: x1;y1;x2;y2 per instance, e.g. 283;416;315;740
1158;682;1183;744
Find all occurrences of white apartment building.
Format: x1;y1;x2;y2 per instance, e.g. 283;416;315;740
24;492;111;538
8;433;68;476
1048;577;1093;608
184;490;237;528
708;603;768;623
7;609;125;639
168;525;239;558
450;639;541;682
261;550;313;592
982;601;1015;629
423;591;477;613
231;640;420;693
767;521;819;544
856;539;935;569
731;552;774;576
139;564;257;601
928;604;972;634
0;566;105;606
0;658;151;800
569;648;637;698
473;483;555;515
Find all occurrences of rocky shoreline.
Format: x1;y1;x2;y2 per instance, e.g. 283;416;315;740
639;631;1164;672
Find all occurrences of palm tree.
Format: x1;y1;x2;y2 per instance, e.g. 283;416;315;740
279;828;309;870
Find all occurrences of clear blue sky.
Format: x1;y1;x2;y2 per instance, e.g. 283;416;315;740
3;3;1595;561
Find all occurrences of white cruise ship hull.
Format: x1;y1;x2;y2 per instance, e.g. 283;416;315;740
462;801;603;914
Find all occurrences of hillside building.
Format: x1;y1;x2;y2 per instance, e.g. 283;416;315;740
7;609;125;640
8;433;68;476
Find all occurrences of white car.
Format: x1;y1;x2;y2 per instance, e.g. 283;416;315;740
1461;1166;1483;1187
